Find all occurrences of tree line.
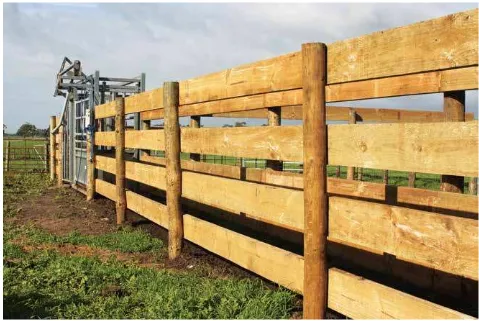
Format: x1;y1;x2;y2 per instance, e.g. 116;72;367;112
3;123;49;138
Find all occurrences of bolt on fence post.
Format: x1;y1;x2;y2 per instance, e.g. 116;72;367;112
265;107;283;171
302;42;328;319
346;109;356;180
50;116;56;181
441;91;465;193
164;81;183;260
115;98;126;224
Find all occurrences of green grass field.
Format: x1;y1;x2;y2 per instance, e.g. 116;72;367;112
3;174;298;319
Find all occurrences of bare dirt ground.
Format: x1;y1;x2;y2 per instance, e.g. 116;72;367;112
7;185;258;279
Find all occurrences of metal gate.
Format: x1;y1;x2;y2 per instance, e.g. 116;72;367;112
73;99;88;185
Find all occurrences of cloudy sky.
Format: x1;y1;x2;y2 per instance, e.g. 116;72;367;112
3;2;478;132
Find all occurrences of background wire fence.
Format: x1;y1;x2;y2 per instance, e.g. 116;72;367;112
142;151;477;193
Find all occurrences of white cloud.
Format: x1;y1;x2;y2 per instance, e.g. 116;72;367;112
3;2;477;132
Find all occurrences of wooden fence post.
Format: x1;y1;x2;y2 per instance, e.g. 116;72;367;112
164;81;183;260
383;170;389;185
302;42;328;319
335;166;340;178
115;98;126;224
441;91;465;193
49;116;56;181
5;141;10;172
357;168;363;181
56;120;63;186
408;172;416;187
265;107;283;171
189;116;201;161
469;178;478;195
346;109;356;180
141;119;151;159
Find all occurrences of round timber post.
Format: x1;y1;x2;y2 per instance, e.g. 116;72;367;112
115;98;126;224
346;109;356;180
189;116;201;161
441;91;465;193
164;81;183;260
302;42;328;319
265;107;283;171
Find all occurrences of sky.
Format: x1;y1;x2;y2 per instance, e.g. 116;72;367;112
3;2;478;132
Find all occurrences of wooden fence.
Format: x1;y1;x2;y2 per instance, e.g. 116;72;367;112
51;9;478;319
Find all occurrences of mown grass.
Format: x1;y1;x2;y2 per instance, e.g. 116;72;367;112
3;173;298;319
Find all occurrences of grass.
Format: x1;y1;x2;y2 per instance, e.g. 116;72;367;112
4;138;49;173
3;248;296;319
3;173;298;319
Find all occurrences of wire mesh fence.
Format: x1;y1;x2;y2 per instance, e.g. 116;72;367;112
3;139;49;173
143;152;478;193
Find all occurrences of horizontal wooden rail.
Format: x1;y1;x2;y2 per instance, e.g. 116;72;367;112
95;88;164;119
328;120;478;177
96;155;166;191
329;196;478;280
140;66;477;120
96;130;165;150
140;154;478;214
94;178;472;319
97;154;477;278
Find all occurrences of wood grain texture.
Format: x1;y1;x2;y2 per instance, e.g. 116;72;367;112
327;9;477;84
95;88;164;119
164;81;183;259
181;125;303;161
328;268;474;319
182;170;304;231
301;42;328;319
329;196;478;279
179;51;302;105
326;65;478;102
95;130;165;150
183;214;304;292
95;155;167;191
328;120;478;177
115;98;126;224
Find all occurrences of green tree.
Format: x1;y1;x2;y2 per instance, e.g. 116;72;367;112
16;123;38;137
